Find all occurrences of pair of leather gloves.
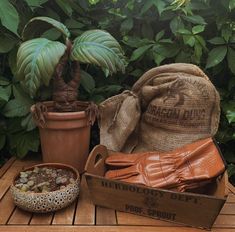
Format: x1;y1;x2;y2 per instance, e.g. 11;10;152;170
105;138;225;192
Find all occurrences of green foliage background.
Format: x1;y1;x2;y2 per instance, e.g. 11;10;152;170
0;0;235;183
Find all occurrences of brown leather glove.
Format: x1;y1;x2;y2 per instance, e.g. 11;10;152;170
105;138;225;191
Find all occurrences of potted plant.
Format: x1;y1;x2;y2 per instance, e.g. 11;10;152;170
16;16;126;173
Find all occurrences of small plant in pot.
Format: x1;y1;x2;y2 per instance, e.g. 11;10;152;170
16;17;126;173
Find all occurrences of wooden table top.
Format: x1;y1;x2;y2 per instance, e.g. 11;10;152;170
0;157;235;232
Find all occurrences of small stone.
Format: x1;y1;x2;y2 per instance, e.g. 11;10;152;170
20;172;28;178
33;167;39;173
21;184;29;192
60;185;66;189
56;177;62;185
69;178;75;184
51;172;57;178
26;170;32;175
27;180;34;187
42;186;49;192
60;177;67;184
15;183;23;188
19;177;28;184
37;182;50;188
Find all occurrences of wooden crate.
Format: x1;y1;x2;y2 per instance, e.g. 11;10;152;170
85;145;228;229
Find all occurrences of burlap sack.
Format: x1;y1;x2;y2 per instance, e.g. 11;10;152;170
99;90;141;151
99;63;220;152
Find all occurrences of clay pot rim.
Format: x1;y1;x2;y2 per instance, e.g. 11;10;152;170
31;101;89;120
11;163;80;196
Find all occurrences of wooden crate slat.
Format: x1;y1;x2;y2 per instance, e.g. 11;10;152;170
116;211;179;226
74;177;95;225
30;212;54;225
7;207;32;225
227;193;235;203
96;206;117;225
52;200;77;225
0;189;15;224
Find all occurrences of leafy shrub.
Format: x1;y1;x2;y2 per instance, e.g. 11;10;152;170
0;0;235;184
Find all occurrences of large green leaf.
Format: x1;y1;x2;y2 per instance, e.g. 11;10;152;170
9;130;39;158
71;30;126;74
227;47;235;74
206;46;227;69
22;16;70;40
24;0;48;10
0;0;19;35
17;38;66;97
3;94;34;118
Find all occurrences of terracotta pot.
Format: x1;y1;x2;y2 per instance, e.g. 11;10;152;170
31;101;90;173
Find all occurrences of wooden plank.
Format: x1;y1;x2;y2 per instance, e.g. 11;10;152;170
214;215;235;228
30;212;54;225
0;226;235;232
220;203;235;215
96;206;117;225
0;189;15;224
227;193;235;203
7;207;32;225
0;157;16;178
117;211;178;226
52;200;76;225
74;177;95;225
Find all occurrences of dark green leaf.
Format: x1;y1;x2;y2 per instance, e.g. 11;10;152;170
24;0;48;10
55;0;73;16
0;0;19;35
208;37;226;45
120;18;134;33
227;164;235;178
0;76;10;86
206;46;227;69
130;44;153;61
183;35;195;47
140;1;153;15
153;53;165;65
177;28;192;35
182;15;206;25
8;47;18;75
21;114;36;131
0;35;17;53
155;30;165;41
156;44;180;58
22;16;70;40
141;22;154;39
192;25;205;34
222;26;232;42
170;16;184;35
65;19;84;29
3;95;34;118
153;0;166;15
10;130;39;158
41;28;62;40
0;87;11;102
229;0;235;10
80;70;95;93
227;47;235;74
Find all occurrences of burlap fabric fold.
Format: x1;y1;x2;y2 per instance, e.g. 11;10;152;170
99;63;220;152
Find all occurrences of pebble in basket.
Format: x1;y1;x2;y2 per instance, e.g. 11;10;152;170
10;163;80;213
